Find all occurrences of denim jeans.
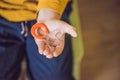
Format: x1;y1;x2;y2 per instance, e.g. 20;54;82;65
0;1;74;80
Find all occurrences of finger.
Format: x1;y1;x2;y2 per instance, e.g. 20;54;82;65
49;46;55;52
36;41;45;55
64;23;77;37
43;45;50;56
53;46;64;57
46;53;54;59
44;20;77;37
53;42;64;57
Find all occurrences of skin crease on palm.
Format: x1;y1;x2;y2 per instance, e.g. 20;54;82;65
34;9;77;59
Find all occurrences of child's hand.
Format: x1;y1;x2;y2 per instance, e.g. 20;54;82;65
34;8;77;59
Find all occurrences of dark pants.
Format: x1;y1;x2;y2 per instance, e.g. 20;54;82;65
0;1;74;80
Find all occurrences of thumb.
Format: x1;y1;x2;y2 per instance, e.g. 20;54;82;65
63;23;77;37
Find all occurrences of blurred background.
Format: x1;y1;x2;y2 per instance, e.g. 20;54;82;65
71;0;120;80
19;0;120;80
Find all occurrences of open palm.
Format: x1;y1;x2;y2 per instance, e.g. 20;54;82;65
34;19;77;59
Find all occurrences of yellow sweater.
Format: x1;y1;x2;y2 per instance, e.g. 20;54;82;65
0;0;68;22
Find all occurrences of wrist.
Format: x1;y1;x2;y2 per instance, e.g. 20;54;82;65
37;8;60;23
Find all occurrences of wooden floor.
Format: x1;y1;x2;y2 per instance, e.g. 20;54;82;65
78;0;120;80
